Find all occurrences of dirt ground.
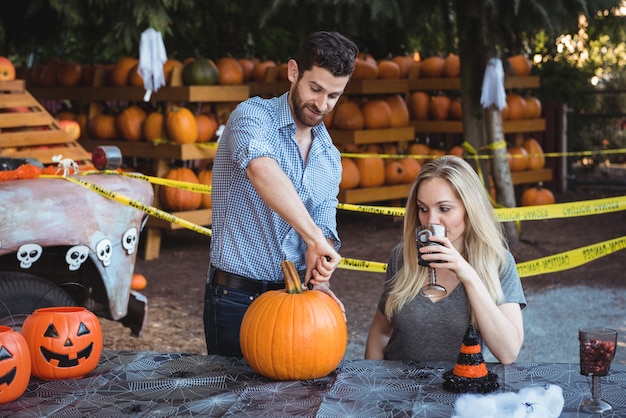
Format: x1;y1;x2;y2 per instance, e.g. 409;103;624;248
100;186;626;363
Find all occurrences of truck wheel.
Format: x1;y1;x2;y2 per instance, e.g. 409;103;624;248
0;272;76;330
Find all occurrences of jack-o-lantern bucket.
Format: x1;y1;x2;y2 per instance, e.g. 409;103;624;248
0;326;31;403
21;307;102;380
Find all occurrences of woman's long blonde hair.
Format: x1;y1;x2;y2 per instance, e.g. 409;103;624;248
384;155;508;320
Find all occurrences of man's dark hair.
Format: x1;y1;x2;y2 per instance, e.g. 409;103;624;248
295;31;359;79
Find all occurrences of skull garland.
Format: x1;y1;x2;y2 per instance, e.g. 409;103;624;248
121;227;138;255
17;244;43;269
95;238;113;267
65;245;90;271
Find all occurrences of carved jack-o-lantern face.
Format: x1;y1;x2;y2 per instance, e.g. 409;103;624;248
0;326;31;404
21;307;102;380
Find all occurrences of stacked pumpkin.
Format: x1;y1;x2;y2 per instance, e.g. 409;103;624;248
330;94;410;131
338;140;465;191
408;54;461;122
502;93;542;121
408;91;462;121
88;105;220;144
351;53;419;80
507;138;546;172
159;166;213;212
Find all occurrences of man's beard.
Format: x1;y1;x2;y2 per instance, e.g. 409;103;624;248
291;82;326;127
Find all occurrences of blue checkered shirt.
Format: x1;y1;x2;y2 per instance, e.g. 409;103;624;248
210;92;341;281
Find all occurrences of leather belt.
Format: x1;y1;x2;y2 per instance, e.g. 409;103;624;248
211;269;285;294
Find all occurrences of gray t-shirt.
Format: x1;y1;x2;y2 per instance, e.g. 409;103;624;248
378;243;526;362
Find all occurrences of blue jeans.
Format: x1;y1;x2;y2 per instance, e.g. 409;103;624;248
203;269;258;358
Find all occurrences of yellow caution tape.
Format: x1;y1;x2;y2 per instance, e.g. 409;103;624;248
44;169;625;279
82;170;212;194
336;203;405;217
338;257;388;273
338;195;626;222
338;235;626;277
516;235;626;278
495;196;626;222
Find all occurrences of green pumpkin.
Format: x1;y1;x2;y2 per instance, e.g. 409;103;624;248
182;59;220;86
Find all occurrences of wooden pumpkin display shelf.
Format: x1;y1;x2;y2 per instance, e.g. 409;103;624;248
29;82;249;260
335;75;551;204
409;73;552;188
0;80;91;166
27;74;551;258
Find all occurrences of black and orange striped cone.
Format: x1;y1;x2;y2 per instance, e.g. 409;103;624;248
443;324;499;393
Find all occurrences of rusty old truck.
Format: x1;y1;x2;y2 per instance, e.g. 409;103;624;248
0;157;154;336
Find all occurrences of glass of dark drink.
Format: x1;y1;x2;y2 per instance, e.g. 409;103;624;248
416;224;447;298
579;327;618;413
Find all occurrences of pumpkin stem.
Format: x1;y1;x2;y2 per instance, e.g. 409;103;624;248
281;260;303;294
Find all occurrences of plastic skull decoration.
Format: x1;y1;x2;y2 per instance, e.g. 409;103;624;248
65;245;90;271
121;227;138;255
17;243;42;269
95;238;112;267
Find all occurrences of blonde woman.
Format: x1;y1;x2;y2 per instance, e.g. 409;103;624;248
365;156;525;364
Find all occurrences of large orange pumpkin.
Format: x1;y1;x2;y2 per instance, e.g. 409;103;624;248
351;56;379;80
110;57;139;86
377;60;401;79
89;114;118;140
217;57;244;85
406;143;432;163
384;160;405;185
56;61;82;86
521;183;555;206
384;94;410;127
408;91;430;121
195;113;219;142
392;55;418;79
507;54;532;76
332;100;365;130
355;156;385;187
442;53;461;78
339;157;360;190
398;157;421;183
237;58;257;82
240;261;347;380
142;111;165;142
197;169;213;208
166;107;198;144
523;138;545;170
524;96;542;119
163;59;184;85
508;146;530;172
159;167;202;211
448;99;463;120
503;94;526;121
21;307;103;380
430;95;452;120
419;56;445;78
251;60;277;82
126;63;144;87
362;99;392;129
116;105;147;141
0;326;31;404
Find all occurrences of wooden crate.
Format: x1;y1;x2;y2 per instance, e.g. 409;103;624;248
0;80;91;166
